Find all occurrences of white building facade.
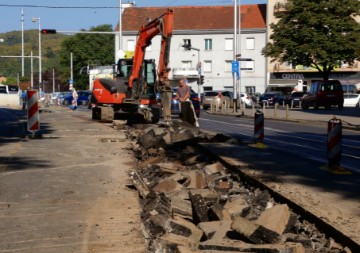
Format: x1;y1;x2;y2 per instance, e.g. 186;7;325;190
116;5;267;94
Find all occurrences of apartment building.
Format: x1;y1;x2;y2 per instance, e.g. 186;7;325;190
116;4;267;94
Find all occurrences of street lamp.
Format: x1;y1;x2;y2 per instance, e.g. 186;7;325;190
32;17;42;92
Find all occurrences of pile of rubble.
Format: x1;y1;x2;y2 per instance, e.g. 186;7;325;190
120;121;349;253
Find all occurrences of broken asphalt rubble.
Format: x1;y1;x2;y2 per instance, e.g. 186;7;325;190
115;120;349;253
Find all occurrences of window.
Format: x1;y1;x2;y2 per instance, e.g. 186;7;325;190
183;39;191;49
245;60;255;72
225;38;233;51
205;39;212;50
246;38;255;50
181;61;192;68
246;86;256;93
225;60;232;72
145;45;152;51
204;61;212;72
127;40;135;51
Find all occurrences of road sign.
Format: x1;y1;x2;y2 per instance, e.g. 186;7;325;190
232;60;240;79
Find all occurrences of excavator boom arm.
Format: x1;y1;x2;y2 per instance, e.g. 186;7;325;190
128;8;174;89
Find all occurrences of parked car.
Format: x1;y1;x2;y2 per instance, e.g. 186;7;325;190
202;91;230;110
302;80;344;110
285;92;305;108
258;91;284;107
58;91;72;105
250;92;261;104
51;92;61;105
157;88;201;118
343;93;360;107
201;90;248;109
342;84;357;93
62;90;91;106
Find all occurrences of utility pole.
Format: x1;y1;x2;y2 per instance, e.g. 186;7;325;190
32;17;42;92
70;52;73;89
31;51;34;88
119;0;122;51
52;69;55;93
232;0;238;112
21;8;25;77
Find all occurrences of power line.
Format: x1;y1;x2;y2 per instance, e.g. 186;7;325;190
0;4;118;9
0;1;233;9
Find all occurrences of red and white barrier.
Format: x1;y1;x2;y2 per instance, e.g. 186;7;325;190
27;90;40;133
249;110;268;149
320;117;351;174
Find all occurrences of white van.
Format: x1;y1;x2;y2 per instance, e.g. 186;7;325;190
0;84;22;106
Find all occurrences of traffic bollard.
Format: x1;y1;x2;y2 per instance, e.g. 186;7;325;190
27;90;40;136
254;110;264;143
327;117;342;167
250;110;268;149
320;117;351;174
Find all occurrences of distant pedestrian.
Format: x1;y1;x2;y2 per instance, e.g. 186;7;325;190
176;79;199;127
71;88;78;110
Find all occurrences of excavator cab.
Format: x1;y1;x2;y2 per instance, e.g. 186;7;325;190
116;58;157;100
116;59;133;78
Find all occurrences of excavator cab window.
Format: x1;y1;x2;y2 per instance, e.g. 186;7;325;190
142;60;157;98
144;61;156;85
117;59;133;78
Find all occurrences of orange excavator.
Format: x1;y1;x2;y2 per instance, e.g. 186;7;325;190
91;9;174;123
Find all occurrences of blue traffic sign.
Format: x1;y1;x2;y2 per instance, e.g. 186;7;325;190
232;60;240;79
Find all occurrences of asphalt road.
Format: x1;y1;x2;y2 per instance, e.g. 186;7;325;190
199;109;360;173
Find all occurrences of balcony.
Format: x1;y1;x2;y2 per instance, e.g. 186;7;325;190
274;2;288;13
172;67;199;79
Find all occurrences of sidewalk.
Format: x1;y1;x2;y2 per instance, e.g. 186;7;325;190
0;107;146;253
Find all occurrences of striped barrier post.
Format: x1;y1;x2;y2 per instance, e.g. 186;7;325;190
254;110;264;143
249;110;267;148
327;117;342;167
322;117;351;174
27;90;40;134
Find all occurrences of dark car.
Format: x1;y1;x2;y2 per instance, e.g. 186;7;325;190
302;80;344;110
285;92;305;108
157;88;201;118
62;90;91;106
258;92;285;107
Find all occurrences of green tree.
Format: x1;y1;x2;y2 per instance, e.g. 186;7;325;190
59;24;115;90
262;0;360;80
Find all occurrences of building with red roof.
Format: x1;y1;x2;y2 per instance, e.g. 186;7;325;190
116;4;267;94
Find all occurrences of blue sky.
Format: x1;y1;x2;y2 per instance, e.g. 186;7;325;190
0;0;266;33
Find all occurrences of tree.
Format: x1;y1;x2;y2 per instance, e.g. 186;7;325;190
262;0;360;80
59;24;115;90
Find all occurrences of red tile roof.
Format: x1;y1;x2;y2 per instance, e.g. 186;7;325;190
118;5;266;32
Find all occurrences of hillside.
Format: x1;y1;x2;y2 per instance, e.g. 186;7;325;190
0;30;68;80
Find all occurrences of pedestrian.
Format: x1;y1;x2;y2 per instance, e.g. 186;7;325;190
71;88;78;110
176;78;199;127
